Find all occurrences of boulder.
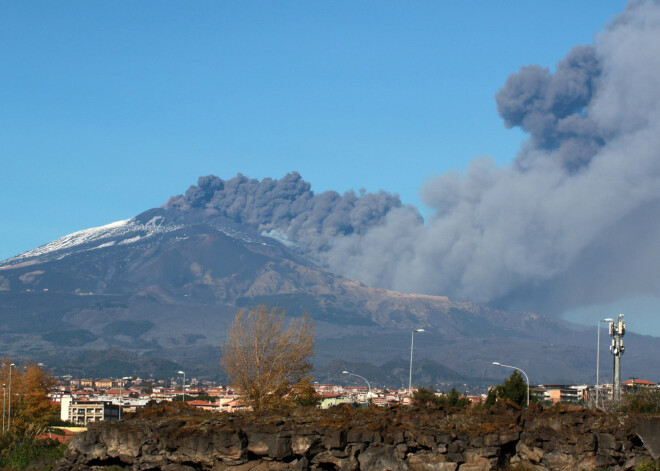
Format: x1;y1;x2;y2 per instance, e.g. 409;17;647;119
407;451;456;471
358;445;408;471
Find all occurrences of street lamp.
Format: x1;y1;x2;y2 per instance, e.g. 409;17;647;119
492;361;529;407
118;376;131;420
596;318;614;409
177;371;186;401
409;329;425;402
8;363;14;431
342;371;372;400
2;383;5;432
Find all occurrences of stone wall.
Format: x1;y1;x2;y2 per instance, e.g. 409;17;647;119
53;401;658;471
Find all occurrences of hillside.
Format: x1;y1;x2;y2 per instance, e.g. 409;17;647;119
1;203;659;383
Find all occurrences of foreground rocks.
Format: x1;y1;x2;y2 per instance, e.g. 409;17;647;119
54;401;658;470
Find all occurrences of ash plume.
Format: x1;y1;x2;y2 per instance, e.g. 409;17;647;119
165;172;423;257
167;1;660;317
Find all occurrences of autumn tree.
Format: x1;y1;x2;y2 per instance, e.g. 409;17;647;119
221;305;315;413
0;359;57;432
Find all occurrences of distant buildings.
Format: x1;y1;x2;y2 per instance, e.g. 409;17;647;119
52;374;659;425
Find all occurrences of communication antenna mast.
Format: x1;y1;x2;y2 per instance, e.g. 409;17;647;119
609;313;625;403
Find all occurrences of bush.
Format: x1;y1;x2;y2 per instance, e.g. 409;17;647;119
0;426;66;469
413;386;470;408
620;388;660;414
636;458;660;471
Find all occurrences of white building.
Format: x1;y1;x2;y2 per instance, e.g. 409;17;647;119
61;397;120;425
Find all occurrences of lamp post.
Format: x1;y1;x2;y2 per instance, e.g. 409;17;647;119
118;377;131;420
492;362;529;407
8;363;14;431
177;371;186;402
119;379;123;420
2;383;5;432
342;370;372;400
409;329;425;403
596;318;614;409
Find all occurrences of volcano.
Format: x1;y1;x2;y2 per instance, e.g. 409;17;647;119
1;177;659;384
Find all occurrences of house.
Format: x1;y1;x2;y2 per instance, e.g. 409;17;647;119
219;398;248;413
318;393;354;409
370;397;391;407
187;400;222;413
622;379;657;390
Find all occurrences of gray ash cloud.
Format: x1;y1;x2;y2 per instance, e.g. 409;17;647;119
496;44;604;171
165;172;422;257
166;1;660;317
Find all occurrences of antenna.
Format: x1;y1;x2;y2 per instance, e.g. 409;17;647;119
609;313;625;403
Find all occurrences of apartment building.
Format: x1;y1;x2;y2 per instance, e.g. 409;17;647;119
61;397;120;425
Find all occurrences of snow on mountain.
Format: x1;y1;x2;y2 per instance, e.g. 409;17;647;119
0;216;182;268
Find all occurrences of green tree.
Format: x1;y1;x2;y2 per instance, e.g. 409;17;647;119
446;387;470;408
447;388;460;406
413;386;441;407
413;386;471;408
486;371;527;408
485;388;497;408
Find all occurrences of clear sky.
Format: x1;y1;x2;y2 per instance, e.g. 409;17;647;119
1;1;628;262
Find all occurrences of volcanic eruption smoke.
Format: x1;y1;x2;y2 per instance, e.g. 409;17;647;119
167;1;660;317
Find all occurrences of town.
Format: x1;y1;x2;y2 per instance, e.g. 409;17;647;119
49;374;659;427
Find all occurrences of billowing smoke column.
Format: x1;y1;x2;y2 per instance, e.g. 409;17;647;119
167;1;660;317
164;172;423;259
496;44;603;171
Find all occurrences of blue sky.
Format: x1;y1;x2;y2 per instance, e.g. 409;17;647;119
1;1;627;262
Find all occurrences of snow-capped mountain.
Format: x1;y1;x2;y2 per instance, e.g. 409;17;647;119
1;216;179;269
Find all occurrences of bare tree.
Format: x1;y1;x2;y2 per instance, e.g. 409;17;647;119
221;305;315;413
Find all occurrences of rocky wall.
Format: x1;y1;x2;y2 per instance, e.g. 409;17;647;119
53;401;658;471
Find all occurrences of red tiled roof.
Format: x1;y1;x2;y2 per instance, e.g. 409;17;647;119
37;428;81;444
622;379;656;385
187;400;217;407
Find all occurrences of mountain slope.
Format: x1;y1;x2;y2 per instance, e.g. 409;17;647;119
1;205;659;383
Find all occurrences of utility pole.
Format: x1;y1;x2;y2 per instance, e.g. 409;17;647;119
8;364;14;431
610;314;625;403
408;329;424;403
596;318;613;408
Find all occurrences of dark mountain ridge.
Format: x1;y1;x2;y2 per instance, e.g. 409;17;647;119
1;200;659;384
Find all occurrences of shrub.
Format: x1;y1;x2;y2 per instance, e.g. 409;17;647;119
0;425;66;469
